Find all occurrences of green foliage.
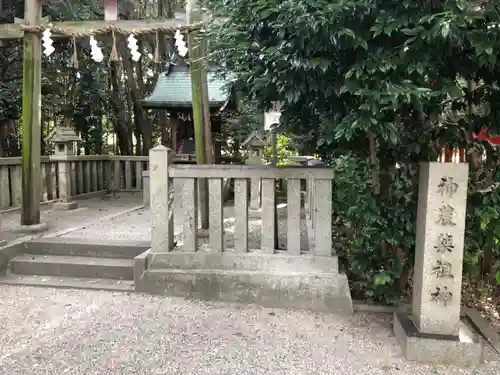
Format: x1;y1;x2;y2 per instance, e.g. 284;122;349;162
208;0;500;303
209;0;500;145
263;134;296;165
465;187;500;282
331;154;417;304
332;154;500;303
0;0;175;156
220;100;263;155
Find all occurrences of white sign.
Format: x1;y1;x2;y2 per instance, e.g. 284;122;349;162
264;110;281;131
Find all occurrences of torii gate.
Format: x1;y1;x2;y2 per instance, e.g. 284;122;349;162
0;0;195;227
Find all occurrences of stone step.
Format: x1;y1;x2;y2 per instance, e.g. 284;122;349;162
0;274;134;292
136;268;353;314
10;254;134;280
149;252;339;273
22;238;149;259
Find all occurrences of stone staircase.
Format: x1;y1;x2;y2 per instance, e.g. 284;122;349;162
0;238;149;292
0;237;353;314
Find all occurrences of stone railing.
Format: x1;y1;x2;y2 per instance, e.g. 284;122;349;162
137;146;353;314
149;146;334;255
0;155;149;210
0;157;58;210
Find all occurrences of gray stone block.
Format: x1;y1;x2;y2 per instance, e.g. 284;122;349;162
135;253;353;314
393;312;485;366
10;254;134;280
0;243;23;275
134;249;150;281
23;238;149;259
0;274;134;292
149;252;339;273
170;164;334;180
53;201;78;210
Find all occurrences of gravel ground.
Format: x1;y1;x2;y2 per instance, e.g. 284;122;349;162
0;193;143;244
61;205;310;252
0;286;498;375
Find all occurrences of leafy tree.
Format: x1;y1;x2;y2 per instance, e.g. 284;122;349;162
219;99;263;157
0;0;182;156
208;0;500;303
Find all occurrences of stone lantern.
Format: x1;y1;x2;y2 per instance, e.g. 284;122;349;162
45;127;80;210
242;131;266;159
264;102;282;166
46;127;80;156
243;132;267;210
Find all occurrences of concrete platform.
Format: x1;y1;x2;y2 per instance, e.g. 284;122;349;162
147;251;339;272
135;251;352;314
393;312;485;366
136;267;352;314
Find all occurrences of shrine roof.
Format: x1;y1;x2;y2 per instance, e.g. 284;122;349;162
142;71;233;109
242;131;266;148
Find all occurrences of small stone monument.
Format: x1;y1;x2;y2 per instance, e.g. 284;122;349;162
243;131;266;159
393;162;484;366
243;132;266;210
46;127;80;210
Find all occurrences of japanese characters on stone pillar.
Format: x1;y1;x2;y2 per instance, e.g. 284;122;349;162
46;127;80;211
394;162;484;366
412;162;468;335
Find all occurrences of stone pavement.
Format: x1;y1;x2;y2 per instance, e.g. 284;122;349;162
0;193;143;245
59;205;309;251
0;286;498;375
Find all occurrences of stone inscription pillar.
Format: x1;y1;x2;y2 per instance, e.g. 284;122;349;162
412;162;468;335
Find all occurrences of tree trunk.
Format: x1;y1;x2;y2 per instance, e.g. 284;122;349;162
368;132;378;193
119;38;152;155
126;86;142;155
109;61;131;155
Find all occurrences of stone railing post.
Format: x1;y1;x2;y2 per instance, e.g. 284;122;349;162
306;158;327;228
307;176;315;225
52;155;78;210
312;175;332;256
142;170;150;207
113;159;121;191
150;146;175;253
105;157;113;192
245;154;265;210
0;214;5;246
249;178;261;210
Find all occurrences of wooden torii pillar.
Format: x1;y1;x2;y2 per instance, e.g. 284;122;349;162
0;0;187;227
